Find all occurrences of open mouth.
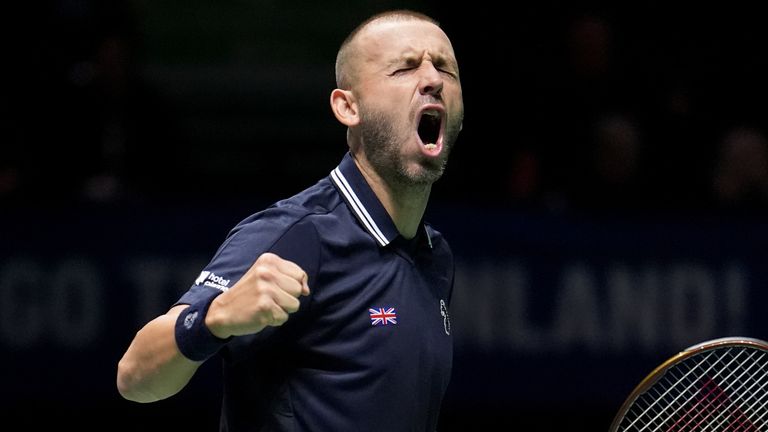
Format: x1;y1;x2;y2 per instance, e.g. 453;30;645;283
417;109;443;150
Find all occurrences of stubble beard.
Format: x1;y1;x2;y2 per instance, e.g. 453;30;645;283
358;105;461;190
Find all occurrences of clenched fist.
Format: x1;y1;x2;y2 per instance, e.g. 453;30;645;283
204;252;310;338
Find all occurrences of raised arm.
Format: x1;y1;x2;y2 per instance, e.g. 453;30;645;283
116;252;310;403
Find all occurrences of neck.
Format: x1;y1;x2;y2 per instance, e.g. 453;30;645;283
353;156;431;240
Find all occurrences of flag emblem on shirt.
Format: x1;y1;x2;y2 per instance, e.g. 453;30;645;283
369;307;397;326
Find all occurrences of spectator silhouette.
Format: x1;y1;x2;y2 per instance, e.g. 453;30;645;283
710;126;768;212
570;112;651;212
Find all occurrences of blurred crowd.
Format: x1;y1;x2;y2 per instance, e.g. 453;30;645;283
3;1;176;206
4;2;768;215
455;4;768;215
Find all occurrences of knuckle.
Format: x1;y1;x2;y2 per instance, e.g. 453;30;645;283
259;252;277;264
254;298;273;314
253;265;274;282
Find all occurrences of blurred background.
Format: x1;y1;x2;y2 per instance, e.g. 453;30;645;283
3;1;768;430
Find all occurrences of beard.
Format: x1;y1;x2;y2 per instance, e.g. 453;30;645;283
358;103;462;189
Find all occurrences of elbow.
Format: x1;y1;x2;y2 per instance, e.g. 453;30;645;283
116;356;159;403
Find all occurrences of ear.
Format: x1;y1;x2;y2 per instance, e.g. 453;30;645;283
330;89;360;127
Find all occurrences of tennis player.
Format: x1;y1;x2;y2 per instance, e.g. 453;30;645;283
116;9;464;432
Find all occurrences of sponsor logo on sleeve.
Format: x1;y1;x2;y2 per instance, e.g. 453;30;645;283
194;271;231;292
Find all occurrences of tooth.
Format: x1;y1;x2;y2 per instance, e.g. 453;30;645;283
424;143;436;150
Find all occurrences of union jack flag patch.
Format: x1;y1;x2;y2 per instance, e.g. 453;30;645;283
369;307;397;326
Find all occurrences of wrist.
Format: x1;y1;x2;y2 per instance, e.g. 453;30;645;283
204;295;230;339
175;293;232;362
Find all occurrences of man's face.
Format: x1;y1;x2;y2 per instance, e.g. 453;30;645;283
351;19;464;187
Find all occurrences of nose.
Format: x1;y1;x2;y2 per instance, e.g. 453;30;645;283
418;62;443;97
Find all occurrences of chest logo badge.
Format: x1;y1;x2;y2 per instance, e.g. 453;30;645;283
440;300;450;335
369;307;398;326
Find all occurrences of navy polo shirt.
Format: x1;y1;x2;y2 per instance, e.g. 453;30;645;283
176;152;455;432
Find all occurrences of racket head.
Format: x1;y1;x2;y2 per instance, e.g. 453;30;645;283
609;336;768;432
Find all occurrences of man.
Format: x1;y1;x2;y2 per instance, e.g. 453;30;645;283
117;9;464;431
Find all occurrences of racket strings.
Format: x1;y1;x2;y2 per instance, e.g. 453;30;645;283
662;349;767;431
618;346;768;431
673;350;765;431
702;358;768;431
646;353;739;430
623;349;740;431
671;348;766;430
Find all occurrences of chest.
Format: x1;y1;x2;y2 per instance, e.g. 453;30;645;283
299;243;453;371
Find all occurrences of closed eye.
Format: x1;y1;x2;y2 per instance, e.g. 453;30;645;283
390;67;415;76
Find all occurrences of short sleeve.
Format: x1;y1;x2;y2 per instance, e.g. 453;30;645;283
175;213;320;311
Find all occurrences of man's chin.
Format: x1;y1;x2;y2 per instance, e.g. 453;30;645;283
406;161;447;186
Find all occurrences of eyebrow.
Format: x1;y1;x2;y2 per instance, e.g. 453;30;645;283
392;50;458;71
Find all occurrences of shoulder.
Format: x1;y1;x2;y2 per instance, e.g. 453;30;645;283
218;178;344;254
196;179;338;283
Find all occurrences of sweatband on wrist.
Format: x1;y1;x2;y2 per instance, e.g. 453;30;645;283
175;293;232;362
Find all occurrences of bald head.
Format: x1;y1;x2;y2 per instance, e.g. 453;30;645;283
335;10;441;89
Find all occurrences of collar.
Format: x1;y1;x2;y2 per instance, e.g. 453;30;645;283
330;152;432;249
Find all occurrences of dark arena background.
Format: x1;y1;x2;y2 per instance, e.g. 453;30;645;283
4;1;768;430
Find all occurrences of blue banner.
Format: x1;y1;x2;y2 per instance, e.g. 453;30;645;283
3;203;767;430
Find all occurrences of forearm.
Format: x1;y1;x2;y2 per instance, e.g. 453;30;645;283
116;306;201;403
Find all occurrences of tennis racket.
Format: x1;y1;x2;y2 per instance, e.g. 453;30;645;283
609;336;768;432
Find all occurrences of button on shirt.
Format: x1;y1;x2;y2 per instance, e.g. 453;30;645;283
176;152;455;432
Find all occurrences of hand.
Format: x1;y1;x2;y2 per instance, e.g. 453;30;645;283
204;252;310;338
